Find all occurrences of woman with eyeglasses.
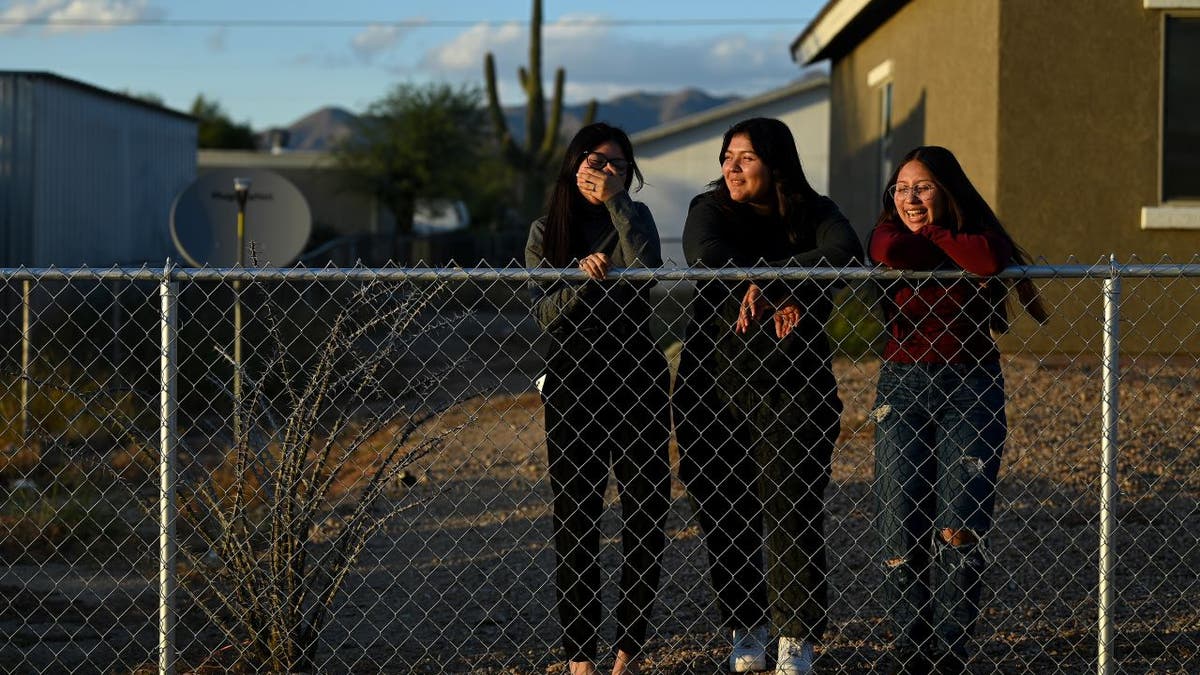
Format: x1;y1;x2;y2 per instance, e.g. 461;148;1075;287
868;146;1047;674
674;117;861;675
525;122;671;675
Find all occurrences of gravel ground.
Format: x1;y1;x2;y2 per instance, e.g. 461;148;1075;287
300;351;1200;674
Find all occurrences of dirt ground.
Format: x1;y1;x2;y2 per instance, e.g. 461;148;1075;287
302;349;1200;674
2;301;1199;674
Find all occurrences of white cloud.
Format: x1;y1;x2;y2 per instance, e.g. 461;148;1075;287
426;21;522;71
0;0;54;33
350;23;410;63
0;0;161;35
288;20;418;70
420;16;800;102
540;12;604;40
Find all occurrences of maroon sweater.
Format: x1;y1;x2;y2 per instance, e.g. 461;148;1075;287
869;218;1012;364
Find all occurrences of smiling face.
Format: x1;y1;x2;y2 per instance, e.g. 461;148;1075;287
722;133;772;210
893;160;945;231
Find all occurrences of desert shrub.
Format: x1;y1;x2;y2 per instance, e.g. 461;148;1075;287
177;276;473;672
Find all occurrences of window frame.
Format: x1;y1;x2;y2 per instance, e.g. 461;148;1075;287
868;59;895;195
1144;10;1200;229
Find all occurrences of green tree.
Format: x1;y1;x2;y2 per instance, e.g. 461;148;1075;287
191;94;257;150
334;83;488;234
484;0;596;221
463;150;518;231
120;89;165;107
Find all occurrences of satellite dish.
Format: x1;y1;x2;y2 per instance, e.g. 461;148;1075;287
170;168;312;267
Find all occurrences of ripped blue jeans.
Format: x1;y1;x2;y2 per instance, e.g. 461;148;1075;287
872;360;1006;658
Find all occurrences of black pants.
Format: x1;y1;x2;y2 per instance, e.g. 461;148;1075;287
674;342;841;642
542;333;672;661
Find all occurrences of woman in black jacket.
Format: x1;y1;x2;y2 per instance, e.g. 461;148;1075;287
674;117;861;675
525;122;671;675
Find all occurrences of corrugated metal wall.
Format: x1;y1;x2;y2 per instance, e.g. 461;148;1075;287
0;72;196;267
0;74;37;266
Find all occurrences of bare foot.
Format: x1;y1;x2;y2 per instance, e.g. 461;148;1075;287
611;650;640;675
568;659;600;675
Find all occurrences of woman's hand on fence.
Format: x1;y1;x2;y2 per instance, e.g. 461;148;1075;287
578;252;611;280
773;299;803;338
735;283;771;334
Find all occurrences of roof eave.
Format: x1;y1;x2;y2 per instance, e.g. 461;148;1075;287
0;70;196;122
790;0;908;65
198;149;334;169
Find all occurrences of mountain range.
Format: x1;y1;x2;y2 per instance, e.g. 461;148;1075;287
262;88;741;152
503;88;741;143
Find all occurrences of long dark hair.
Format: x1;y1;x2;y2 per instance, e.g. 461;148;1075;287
877;145;1048;332
541;122;644;267
708;117;820;244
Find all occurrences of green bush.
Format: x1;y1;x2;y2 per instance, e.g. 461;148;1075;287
825;285;885;360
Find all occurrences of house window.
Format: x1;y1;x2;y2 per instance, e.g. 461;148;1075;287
868;59;895;193
1163;16;1200;202
880;81;894;191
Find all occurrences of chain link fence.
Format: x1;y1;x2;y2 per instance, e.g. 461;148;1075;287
0;263;1197;674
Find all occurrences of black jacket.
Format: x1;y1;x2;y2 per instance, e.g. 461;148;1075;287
525;192;662;342
681;191;861;381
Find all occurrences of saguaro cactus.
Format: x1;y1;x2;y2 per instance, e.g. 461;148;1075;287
484;0;596;219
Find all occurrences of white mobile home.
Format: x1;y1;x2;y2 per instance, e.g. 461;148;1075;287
630;75;830;266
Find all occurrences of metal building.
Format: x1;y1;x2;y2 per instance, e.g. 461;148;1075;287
0;71;196;267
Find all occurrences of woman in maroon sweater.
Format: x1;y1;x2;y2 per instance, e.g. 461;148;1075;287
867;146;1046;674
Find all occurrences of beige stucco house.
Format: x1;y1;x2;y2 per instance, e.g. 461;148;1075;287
793;0;1200;353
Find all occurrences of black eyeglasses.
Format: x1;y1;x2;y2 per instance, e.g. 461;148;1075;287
581;151;629;174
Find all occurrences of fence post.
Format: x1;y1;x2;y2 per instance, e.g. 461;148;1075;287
1097;257;1121;675
109;278;124;383
20;278;31;438
159;264;179;675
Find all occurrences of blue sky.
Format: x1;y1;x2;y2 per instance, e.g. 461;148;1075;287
0;0;828;129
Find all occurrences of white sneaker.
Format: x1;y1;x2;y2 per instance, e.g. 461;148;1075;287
775;636;814;675
729;624;769;672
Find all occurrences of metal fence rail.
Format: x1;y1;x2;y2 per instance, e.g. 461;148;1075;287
0;263;1198;674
